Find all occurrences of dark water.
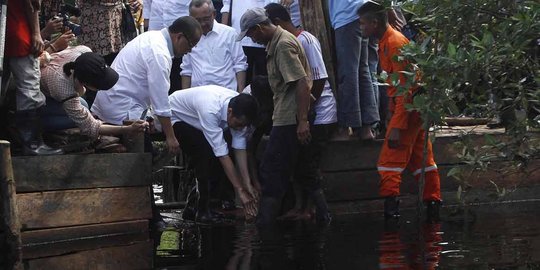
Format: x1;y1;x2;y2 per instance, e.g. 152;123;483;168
154;201;540;270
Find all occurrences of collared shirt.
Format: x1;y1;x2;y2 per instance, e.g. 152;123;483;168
40;46;102;139
180;21;247;91
297;31;337;125
266;26;311;126
327;0;366;29
221;0;271;48
147;0;190;30
91;28;174;125
169;85;253;157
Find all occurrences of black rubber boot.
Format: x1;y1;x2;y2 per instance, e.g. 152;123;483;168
14;109;63;156
384;196;400;219
311;189;331;224
182;185;199;221
425;200;442;222
256;196;281;227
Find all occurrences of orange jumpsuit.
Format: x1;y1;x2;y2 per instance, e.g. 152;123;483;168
377;26;441;201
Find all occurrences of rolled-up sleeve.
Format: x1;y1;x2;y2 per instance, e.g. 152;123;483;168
179;54;192;76
143;0;152;19
221;0;230;14
231;35;248;73
230;126;252;150
145;49;173;117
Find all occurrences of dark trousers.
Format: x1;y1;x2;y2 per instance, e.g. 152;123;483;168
294;123;337;193
173;122;233;210
259;125;299;199
243;46;267;86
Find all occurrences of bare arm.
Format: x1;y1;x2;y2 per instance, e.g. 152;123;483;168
219;155;257;216
235;71;246;93
181;76;191;89
295;76;311;144
157;115;180;154
221;12;230;25
24;0;44;57
233;149;259;200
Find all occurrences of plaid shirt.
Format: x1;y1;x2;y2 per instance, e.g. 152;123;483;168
40;46;102;139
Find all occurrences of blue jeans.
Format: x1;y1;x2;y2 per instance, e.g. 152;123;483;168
335;20;380;128
41;96;89;132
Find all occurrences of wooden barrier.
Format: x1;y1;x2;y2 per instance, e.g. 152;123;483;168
0;141;22;269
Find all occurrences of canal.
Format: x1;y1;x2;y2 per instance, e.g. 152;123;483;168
153;200;540;269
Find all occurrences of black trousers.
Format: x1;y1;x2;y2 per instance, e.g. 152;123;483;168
294;123;337;193
173;122;233;210
259;125;299;199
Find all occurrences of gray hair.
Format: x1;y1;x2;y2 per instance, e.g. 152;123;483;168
189;0;215;12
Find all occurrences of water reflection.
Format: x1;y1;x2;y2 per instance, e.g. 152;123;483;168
155;202;540;270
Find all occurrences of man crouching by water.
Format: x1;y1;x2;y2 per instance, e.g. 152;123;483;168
169;85;259;223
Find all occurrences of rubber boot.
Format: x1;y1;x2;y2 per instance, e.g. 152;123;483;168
425;200;442;223
182;184;199;221
384;196;400;219
256;196;281;227
311;188;331;224
14;109;63;156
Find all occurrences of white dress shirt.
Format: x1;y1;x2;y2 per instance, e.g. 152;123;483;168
221;0;273;48
148;0;190;31
180;21;247;91
297;31;337;125
91;28;174;125
169;85;252;157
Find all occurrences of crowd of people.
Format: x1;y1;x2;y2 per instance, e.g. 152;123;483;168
1;0;441;226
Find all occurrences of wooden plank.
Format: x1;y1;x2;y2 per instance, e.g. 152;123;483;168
323;160;540;202
0;141;22;270
12;153;152;192
22;220;149;259
25;240;153;269
17;186;152;229
22;220;148;246
320;134;505;172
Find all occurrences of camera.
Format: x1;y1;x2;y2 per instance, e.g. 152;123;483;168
54;4;83;36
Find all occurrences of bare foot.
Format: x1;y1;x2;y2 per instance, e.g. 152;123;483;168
278;208;302;220
360;126;375;141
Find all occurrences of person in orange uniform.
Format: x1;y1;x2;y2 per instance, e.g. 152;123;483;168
357;1;441;220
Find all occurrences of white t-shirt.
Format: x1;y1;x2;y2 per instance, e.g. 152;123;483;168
148;0;191;31
91;29;174;125
180;22;248;91
297;31;337;125
169;85;252;157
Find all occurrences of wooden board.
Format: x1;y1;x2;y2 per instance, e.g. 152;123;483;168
323;160;540;202
22;220;148;247
12;153;152;193
17;186;152;230
24;240;153;269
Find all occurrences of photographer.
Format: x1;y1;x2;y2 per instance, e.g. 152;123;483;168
40;46;147;139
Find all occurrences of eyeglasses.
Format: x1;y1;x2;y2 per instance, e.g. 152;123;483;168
183;32;195;49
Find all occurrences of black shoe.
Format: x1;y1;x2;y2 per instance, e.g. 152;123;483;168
182;206;197;221
384;197;400;219
426;200;442;222
181;185;199;221
13;109;63;156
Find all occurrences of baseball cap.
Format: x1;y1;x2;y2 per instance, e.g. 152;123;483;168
74;52;119;90
236;7;269;41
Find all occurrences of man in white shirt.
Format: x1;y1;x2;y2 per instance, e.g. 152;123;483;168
221;0;271;85
91;16;202;154
169;85;259;222
147;0;192;31
181;0;248;92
